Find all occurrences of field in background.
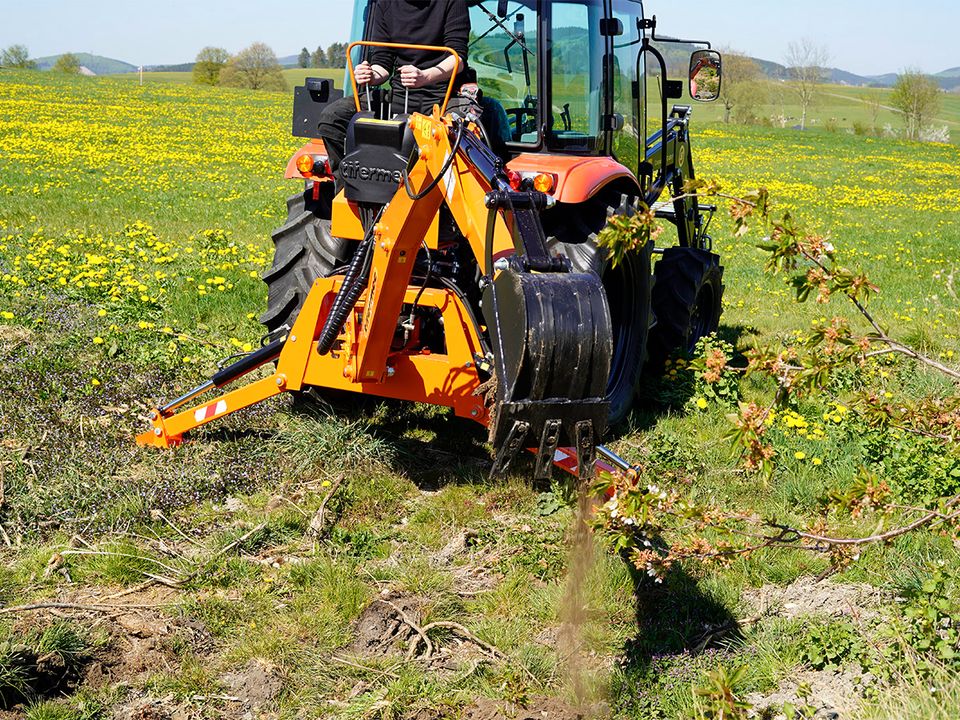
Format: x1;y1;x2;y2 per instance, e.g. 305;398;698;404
108;66;960;144
668;81;960;142
2;70;960;719
108;68;344;89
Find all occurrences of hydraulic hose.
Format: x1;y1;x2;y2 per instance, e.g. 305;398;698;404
316;223;378;355
403;119;465;201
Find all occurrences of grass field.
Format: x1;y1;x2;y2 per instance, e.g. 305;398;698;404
2;69;960;719
108;68;345;89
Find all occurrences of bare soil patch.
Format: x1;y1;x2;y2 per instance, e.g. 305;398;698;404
348;594;421;656
746;667;872;719
221;659;283;711
744;577;886;621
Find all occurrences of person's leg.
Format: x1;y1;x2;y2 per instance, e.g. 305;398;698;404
317;97;359;174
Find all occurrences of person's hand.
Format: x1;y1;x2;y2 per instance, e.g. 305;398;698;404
399;65;431;89
355;61;374;86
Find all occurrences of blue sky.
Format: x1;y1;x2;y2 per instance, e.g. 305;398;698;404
1;1;956;75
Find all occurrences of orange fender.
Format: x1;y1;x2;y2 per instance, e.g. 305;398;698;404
506;154;640;204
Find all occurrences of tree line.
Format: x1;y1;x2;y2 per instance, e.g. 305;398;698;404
193;43;286;92
297;44;348;70
1;45;81;73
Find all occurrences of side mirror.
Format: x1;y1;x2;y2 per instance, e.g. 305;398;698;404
689;49;722;103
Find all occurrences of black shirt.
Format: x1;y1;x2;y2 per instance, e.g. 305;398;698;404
368;0;470;111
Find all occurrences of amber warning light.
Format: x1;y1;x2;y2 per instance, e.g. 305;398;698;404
296;154;316;176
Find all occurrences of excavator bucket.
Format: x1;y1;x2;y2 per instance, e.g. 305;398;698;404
481;191;613;481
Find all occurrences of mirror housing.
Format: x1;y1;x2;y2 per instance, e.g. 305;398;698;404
599;18;624;37
498;0;508;18
690;50;722;102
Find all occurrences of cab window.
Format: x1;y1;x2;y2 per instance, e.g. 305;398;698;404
468;1;540;145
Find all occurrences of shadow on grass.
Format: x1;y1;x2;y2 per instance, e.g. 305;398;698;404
613;563;743;715
290;391;493;489
625;564;741;666
617;322;754;436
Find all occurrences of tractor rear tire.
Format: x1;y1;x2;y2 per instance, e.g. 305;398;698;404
260;186;353;335
545;194;653;426
647;247;724;370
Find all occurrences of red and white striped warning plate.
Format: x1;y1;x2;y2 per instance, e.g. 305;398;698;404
552;448;617;479
194;400;227;423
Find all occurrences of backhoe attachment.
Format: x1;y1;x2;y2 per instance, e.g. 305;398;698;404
138;110;613;481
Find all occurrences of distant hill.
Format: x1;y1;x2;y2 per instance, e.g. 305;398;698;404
277;54;302;68
743;59;958;91
145;63;194;73
34;53;137;75
27;48;959;92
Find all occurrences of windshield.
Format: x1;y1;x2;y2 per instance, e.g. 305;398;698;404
468;1;540;145
468;0;643;162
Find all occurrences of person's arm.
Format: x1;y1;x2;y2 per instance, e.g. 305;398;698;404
398;56;459;88
366;2;396;84
355;61;390;86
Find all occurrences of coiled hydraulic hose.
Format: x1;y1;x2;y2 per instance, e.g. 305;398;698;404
315;210;382;355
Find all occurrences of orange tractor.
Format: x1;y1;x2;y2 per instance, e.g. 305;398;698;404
138;0;723;480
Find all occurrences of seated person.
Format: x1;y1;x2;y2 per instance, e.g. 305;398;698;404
318;0;472;179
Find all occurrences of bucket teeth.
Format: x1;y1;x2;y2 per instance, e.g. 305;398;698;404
534;419;562;480
575;421;596;483
490;420;530;477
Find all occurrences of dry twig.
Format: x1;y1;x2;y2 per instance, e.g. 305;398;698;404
179;522;268;585
329;655;401;680
377;599;433;660
310;475;345;537
0;602;168;616
152;509;202;548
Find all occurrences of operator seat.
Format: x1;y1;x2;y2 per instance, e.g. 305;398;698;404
340;112;417;205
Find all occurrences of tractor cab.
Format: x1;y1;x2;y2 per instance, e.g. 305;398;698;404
326;0;720;185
